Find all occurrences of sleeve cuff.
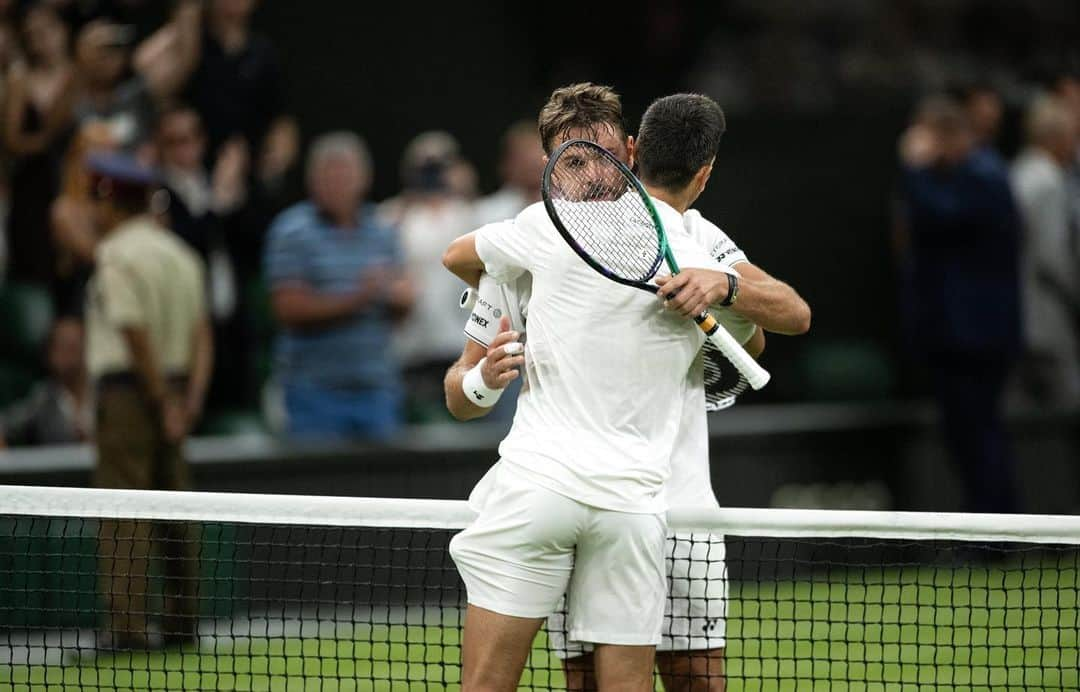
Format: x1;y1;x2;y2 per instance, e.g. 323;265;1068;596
475;229;524;284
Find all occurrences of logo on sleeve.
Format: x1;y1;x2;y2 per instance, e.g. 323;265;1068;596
470;313;490;329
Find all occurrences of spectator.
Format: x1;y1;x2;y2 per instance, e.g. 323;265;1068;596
183;0;297;189
265;132;413;440
471;119;544;225
3;1;74;286
155;103;251;408
85;152;211;650
381;132;474;422
955;82;1005;163
896;95;1023;513
0;316;88;448
183;0;297;333
0;0;21;279
1011;95;1080;405
156;104;246;310
71;4;199;152
50;120;117;315
1052;73;1080;164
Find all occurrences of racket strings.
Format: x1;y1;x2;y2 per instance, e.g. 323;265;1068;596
548;143;662;282
703;340;749;411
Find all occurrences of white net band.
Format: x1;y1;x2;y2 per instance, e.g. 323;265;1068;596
5;484;1080;544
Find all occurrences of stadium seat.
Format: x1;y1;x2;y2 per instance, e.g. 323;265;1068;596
246;277;277;392
798;339;896;401
200;408;267;436
0;359;37;408
0;282;53;363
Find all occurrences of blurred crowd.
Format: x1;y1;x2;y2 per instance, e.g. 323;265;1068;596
0;0;1077;456
0;0;545;449
691;0;1080;114
894;76;1080;512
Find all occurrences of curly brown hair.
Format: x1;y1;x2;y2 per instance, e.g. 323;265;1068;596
537;82;627;154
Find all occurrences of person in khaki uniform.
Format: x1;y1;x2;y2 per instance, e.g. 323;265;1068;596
84;152;213;651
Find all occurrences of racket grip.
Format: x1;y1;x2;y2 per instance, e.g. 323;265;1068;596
694;312;771;390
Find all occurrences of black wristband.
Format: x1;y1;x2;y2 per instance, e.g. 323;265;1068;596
719;273;739;307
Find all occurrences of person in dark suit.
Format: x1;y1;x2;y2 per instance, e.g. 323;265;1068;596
896;95;1023;513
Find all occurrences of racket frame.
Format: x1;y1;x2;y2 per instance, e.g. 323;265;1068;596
542;138;770;391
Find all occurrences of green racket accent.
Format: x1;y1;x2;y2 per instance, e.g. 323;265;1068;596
542;138;771;390
638;184;681;276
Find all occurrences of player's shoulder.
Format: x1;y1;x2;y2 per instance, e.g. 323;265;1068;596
515;201;553;229
649;196;688;234
682;208;727;242
683;208;747;266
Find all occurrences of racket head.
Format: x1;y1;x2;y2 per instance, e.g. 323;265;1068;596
542;139;668;292
703;338;750;410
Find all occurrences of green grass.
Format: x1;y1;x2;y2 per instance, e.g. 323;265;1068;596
3;627;564;692
3;563;1077;691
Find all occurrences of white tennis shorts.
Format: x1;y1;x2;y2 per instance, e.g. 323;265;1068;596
547;532;727;657
449;466;667;646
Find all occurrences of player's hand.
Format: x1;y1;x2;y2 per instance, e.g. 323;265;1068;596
655;269;733;318
481;316;524;389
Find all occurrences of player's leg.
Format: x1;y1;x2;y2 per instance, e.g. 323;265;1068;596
656;648;726;692
656;532;729;692
562;653;598;691
568;508;666;692
594;644;656;692
460;606;544;692
547;599;598;690
450;467;582;691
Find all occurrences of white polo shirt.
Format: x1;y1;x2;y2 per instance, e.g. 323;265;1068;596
467;206;754;511
473;200;731;514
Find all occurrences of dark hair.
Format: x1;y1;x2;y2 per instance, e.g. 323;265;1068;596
155;102;200;132
636;94;726;191
537;83;626;154
91;176;152;214
914;94;969;134
947;79;998;103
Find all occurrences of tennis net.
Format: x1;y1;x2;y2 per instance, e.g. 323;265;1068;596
2;485;1078;691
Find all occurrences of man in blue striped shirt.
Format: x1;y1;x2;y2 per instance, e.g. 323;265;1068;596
264;132;414;440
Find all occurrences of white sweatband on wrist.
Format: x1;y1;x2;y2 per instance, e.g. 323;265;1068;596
462;357;503;407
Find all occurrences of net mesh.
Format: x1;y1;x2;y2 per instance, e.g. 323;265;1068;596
2;488;1078;691
546;141;662;283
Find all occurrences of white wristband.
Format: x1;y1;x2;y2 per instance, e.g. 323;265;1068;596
462;357;503;408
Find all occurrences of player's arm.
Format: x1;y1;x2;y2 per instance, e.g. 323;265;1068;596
746;325;765;359
726;263;810;335
443;217;536;288
442;231;484;288
444;319;524;421
656;263;810;335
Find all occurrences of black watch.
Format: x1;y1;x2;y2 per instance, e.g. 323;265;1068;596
719;273;739;307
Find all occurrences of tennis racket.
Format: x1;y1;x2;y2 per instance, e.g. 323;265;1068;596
541;139;770;390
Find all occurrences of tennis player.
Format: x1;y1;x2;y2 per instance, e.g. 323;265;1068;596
443;90;741;692
445;88;809;691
